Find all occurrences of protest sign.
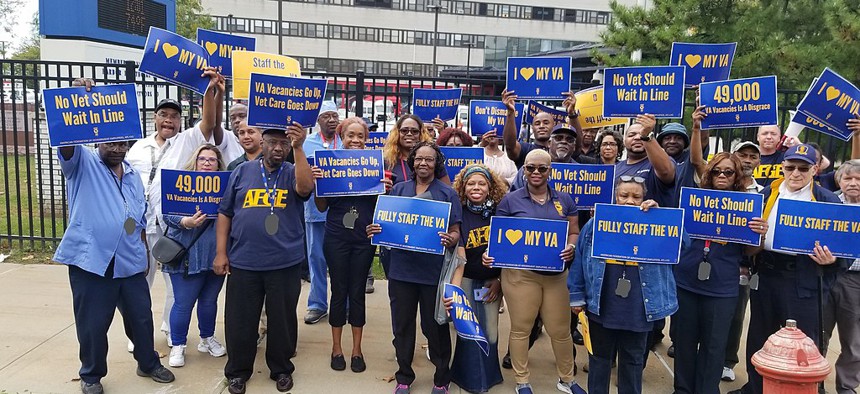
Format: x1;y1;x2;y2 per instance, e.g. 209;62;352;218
603;66;686;118
699;76;778;130
140;27;210;94
42;83;142;147
772;199;860;259
487;216;569;272
795;68;860;141
549;164;615;209
232;51;301;99
669;42;737;87
523;101;568;125
443;284;489;355
314;150;385;197
372;195;451;255
592;204;685;264
574;86;628;129
790;110;842;138
247;73;327;129
468;100;525;137
366;132;388;150
160;170;230;218
412;88;462;122
680;187;764;246
506;57;571;100
196;28;255;78
439;147;483;182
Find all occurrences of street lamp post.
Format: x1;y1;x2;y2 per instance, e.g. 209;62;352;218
427;3;445;77
227;14;233;34
278;1;284;55
464;42;474;79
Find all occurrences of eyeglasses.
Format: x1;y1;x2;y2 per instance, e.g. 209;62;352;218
601;142;618;147
400;128;421;135
414;156;436;163
156;111;180;120
619;175;645;183
524;165;550;174
709;168;736;177
784;165;812;173
197;157;218;164
552;135;576;143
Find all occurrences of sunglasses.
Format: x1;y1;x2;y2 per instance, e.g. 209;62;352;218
552;134;576;143
619;175;645;183
524;165;550;174
784;165;812;173
709;168;736;177
400;127;421;135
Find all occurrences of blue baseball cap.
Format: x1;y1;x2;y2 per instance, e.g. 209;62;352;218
784;144;817;165
656;123;689;148
551;123;577;136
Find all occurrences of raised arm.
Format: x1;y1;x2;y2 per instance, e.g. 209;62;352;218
287;122;314;198
501;89;522;161
850;115;860;160
198;67;223;143
690;105;708;179
639;114;676;184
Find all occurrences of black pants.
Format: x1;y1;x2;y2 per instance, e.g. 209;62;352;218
588;319;649;394
673;288;737;394
389;278;451;387
725;284;750;369
224;265;301;381
323;237;375;327
69;264;161;384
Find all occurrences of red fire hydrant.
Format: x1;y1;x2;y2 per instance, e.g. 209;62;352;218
751;319;831;394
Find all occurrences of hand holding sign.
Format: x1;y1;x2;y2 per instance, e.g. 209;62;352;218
287;122;308;148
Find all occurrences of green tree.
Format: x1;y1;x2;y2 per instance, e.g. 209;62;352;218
175;0;215;40
823;0;860;82
0;0;24;58
11;11;39;61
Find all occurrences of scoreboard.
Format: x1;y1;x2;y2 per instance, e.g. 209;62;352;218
40;0;176;48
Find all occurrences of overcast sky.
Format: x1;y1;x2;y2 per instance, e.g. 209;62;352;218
6;0;39;51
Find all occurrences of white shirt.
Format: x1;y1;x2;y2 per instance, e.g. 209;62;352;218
764;181;813;253
484;149;518;186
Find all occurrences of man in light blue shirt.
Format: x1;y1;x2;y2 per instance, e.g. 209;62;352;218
302;101;343;324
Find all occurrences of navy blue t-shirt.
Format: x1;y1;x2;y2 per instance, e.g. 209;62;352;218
514;141;549;168
754;151;785;188
389;158;449;186
615;158;677;207
219;159;309;271
324;194;378;244
676;239;745;298
387;179;463;286
459;208;500;280
589;261;653;332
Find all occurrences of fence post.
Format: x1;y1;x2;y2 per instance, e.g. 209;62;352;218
355;70;365;118
124;60;135;84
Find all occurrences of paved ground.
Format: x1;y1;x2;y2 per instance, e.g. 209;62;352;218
0;263;841;393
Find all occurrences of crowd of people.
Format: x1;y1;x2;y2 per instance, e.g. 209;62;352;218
54;71;860;394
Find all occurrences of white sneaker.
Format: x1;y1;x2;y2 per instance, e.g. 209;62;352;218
721;367;736;382
127;340;134;353
198;336;226;357
168;345;186;367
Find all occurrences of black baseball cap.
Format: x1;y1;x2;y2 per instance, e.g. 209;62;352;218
155;98;182;114
262;128;287;136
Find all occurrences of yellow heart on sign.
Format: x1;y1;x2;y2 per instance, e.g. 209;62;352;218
684;54;702;68
205;42;218;56
519;67;535;81
505;229;523;245
162;43;179;59
825;86;841;101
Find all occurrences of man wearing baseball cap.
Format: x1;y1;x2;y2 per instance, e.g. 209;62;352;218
731;144;845;394
656;121;710;207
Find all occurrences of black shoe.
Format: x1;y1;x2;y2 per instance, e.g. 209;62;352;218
136;365;175;383
365;277;375;294
80;381;104;394
502;352;512;369
331;354;346;371
275;374;293;392
351;355;367;372
667;344;675;358
227;378;247;394
304;309;328;324
727;390;744;394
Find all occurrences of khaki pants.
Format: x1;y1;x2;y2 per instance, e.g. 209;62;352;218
502;268;574;384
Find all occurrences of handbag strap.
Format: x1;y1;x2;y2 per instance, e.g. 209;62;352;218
185;220;214;250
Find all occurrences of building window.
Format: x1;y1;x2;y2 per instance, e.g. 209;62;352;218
532;7;555;21
355;0;392;7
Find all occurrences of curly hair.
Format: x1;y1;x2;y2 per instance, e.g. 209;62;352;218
596;129;624;161
182;144;226;171
383;114;432;166
436;127;474;147
406;141;446;181
701;152;745;192
452;163;508;206
336;116;369;137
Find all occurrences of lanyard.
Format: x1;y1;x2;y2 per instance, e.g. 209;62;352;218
703;240;711;263
105;162;129;214
321;132;337;149
400;159;408;181
260;160;286;214
148;142;169;186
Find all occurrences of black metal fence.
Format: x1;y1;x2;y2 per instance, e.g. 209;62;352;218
0;59;852;248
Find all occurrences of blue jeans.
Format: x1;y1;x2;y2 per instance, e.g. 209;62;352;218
587;319;648;394
169;271;225;346
306;221;328;312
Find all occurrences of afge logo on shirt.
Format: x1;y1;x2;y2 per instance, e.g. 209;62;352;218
243;189;290;208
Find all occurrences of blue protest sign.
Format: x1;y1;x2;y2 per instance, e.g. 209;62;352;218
669;42;737;87
592;204;685;264
506;57;572;100
549;164;615;209
140;27;211;95
439;147;483;182
791;110;842;138
314;150;385;197
772;199;860;259
160;170;231;218
469;100;525;137
412;88;462;122
603;66;686;118
247;73;328;129
196;28;255;78
699;76;778;130
487;216;569;272
680;187;763;246
795;68;860;141
42;84;142;147
372;195;451;255
366;132;388;150
522;101;568;125
444;284;489;355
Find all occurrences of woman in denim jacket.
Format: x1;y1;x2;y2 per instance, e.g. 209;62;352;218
162;144;227;368
568;176;679;394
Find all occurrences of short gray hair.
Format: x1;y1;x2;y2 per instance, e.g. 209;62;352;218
836;159;860;184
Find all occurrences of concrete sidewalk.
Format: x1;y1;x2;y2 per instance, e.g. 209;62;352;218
0;263;840;393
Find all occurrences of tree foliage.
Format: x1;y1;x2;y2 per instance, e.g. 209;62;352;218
175;0;215;40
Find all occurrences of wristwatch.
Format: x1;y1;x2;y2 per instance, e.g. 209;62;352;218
568;110;581;119
639;134;652;142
